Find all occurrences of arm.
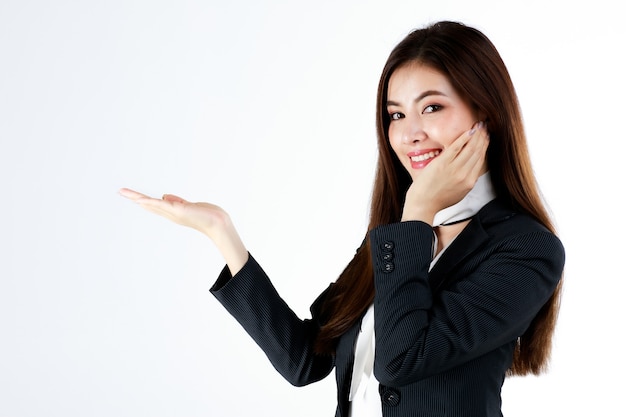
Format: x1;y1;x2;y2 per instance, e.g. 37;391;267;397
119;188;334;385
369;221;565;386
210;255;335;386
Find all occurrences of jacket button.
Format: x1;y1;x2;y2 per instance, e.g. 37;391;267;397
381;388;401;406
382;241;394;251
382;252;393;261
383;262;394;273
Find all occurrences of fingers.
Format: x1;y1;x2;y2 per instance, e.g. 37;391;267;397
434;122;485;167
462;124;490;187
120;188;188;220
433;121;488;192
119;188;151;201
131;196;190;227
451;121;489;166
460;121;487;151
120;188;188;205
466;122;490;167
137;199;180;221
135;195;186;215
162;194;187;204
119;188;220;234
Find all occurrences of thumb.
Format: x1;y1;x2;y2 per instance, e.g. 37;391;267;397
162;194;187;204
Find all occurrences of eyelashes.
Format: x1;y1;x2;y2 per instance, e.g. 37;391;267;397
423;104;442;113
388;104;443;120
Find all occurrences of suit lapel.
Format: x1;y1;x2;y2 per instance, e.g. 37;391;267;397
428;218;489;293
428;199;514;293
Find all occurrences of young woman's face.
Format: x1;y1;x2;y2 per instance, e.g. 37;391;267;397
386;61;484;181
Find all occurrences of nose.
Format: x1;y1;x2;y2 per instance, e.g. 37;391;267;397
401;116;426;144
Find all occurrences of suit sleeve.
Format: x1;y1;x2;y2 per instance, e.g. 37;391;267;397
209;254;334;387
369;221;565;386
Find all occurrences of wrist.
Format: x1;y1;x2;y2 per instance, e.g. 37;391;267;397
206;216;248;275
400;207;436;225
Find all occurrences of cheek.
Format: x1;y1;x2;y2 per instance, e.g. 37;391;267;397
432;117;469;148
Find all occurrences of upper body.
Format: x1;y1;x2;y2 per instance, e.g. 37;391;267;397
209;199;565;417
120;20;565;417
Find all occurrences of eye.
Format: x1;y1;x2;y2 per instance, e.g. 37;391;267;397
423;104;442;114
389;112;404;121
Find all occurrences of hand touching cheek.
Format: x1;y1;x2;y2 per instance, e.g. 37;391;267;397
400;123;489;223
385;62;489;224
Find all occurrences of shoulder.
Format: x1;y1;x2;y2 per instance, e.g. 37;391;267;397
477;199;565;264
478;198;556;236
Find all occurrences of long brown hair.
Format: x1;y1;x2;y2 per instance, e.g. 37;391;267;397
314;21;562;376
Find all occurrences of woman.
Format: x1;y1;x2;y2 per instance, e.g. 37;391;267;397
120;21;565;417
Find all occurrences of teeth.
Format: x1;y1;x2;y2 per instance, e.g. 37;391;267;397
410;150;440;162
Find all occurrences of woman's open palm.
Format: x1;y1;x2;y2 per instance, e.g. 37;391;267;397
119;188;230;239
119;187;249;273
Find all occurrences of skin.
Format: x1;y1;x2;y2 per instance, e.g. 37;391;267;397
386;61;490;252
119;61;489;270
118;188;250;275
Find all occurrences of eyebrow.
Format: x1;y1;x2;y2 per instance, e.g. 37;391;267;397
386;90;448;107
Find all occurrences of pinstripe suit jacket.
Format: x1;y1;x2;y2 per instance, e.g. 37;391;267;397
210;199;565;417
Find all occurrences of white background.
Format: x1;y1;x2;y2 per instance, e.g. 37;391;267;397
1;1;624;416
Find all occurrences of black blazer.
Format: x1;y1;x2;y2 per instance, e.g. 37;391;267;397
210;199;565;417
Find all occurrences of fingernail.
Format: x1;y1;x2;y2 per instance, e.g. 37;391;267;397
470;121;485;136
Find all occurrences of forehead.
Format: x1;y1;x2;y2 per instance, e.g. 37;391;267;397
387;62;454;97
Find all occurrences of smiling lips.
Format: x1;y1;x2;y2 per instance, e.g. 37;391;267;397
408;149;441;169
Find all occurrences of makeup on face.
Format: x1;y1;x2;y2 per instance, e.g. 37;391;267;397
386;62;482;178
